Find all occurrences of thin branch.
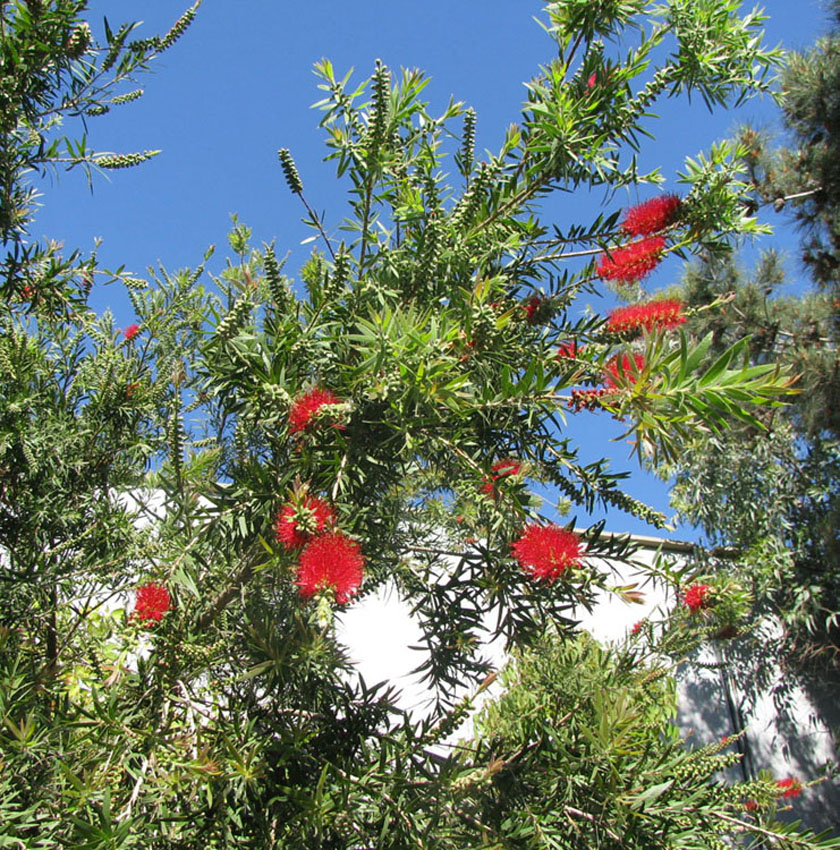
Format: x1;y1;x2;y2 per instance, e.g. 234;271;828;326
32;37;164;123
404;544;484;560
712;810;821;847
533;245;604;263
118;755;150;822
469;177;548;238
475;393;573;410
358;175;374;271
563;805;623;843
436;436;483;472
297;192;336;262
442;801;494;835
564;30;587;73
57;585;127;659
196;546;264;630
777;187;821;204
531;230;618;247
331;450;349;501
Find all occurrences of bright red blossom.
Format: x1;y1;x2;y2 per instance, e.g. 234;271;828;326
604;352;646;388
275;496;336;550
481;459;522;495
512;524;583;583
289;388;342;434
123;323;141;341
607;299;686;334
296;532;364;604
684;583;711;613
134;582;171;624
744;799;759;812
523;295;543;323
777;777;803;799
556;341;583;360
631;620;644;635
621;195;682;237
596;236;665;285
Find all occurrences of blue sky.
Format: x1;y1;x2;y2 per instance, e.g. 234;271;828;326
33;0;831;539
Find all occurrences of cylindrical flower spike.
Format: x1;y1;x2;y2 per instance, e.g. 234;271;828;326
621;195;682;237
607;299;686;334
596;236;665;285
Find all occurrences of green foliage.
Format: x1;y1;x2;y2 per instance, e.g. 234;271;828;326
2;1;834;847
600;328;794;463
463;632;744;848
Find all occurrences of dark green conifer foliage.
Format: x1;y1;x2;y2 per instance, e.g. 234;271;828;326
753;3;840;294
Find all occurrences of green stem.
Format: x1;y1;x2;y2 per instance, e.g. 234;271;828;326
358;175;374;271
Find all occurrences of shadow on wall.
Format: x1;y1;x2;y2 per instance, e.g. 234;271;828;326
677;619;840;833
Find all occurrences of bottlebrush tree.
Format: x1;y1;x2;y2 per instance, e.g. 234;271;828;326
2;1;837;847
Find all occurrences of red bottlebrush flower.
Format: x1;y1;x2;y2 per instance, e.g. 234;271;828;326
296;532;364;604
134;582;171;624
604;352;646;389
275;496;336;550
684;583;711;613
512;524;583;583
587;72;597;90
123;323;141;341
125;382;139;399
631;620;644;635
289;387;342;434
522;295;543;323
744;799;759;812
777;777;803;799
557;341;583;360
596;236;665;285
480;458;522;495
621;195;682;237
607;299;686;335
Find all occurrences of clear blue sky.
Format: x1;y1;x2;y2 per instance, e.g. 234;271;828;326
33;0;832;540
